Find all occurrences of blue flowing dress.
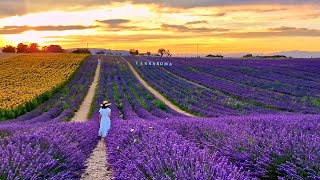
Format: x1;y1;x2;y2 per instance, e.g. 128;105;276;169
98;107;111;137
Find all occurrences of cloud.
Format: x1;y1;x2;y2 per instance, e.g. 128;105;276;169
45;34;194;44
161;24;230;32
0;1;27;17
185;20;208;25
0;0;320;17
213;12;227;16
269;26;298;31
299;13;320;19
95;19;160;31
104;26;159;31
96;19;132;29
252;7;289;12
0;25;99;34
96;19;130;26
215;27;320;38
194;12;227;17
0;0;110;17
138;0;320;8
223;7;289;13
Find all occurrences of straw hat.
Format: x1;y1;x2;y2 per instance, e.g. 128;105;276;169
100;100;111;107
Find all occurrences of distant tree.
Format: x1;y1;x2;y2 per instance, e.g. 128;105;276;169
206;54;223;58
43;45;64;53
166;50;172;57
28;43;40;53
17;43;28;53
243;54;253;58
72;48;91;54
146;52;151;56
158;48;166;57
256;55;287;59
2;45;16;53
129;49;139;55
96;50;105;54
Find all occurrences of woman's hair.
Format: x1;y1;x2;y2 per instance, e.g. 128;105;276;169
101;104;110;109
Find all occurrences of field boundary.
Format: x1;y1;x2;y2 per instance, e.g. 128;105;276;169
120;56;195;117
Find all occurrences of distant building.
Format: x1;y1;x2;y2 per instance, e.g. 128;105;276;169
105;49;130;56
67;48;130;56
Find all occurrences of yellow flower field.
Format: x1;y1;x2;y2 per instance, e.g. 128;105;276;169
0;53;88;110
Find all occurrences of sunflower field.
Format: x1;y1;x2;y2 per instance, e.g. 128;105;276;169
0;53;88;120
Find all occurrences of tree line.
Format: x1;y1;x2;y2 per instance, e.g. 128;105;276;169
129;48;172;57
243;54;291;59
2;43;64;53
2;43;94;54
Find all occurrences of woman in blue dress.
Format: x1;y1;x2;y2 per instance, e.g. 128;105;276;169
98;101;112;139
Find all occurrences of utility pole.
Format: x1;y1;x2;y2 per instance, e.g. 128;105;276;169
87;42;88;49
197;44;199;58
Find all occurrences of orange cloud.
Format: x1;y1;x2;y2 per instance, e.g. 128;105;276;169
0;25;99;34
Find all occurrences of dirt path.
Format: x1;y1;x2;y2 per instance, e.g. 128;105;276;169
120;56;195;117
81;140;112;180
71;57;101;122
70;57;112;179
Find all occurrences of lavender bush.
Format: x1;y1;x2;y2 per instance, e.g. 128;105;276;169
0;119;99;179
106;120;250;179
158;114;320;179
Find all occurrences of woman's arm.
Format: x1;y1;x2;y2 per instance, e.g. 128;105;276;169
99;113;102;123
108;112;111;118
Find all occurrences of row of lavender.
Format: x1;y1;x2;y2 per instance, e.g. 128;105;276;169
98;56;251;179
127;56;320;116
0;56;100;178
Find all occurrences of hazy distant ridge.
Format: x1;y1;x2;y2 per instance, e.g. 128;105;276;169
218;51;320;58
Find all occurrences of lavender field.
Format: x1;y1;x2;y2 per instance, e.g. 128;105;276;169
1;55;320;179
127;56;320;116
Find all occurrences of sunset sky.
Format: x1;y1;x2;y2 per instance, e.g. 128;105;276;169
0;0;320;54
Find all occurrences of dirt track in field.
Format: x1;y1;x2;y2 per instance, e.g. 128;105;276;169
70;57;112;179
81;140;112;180
71;57;101;122
120;56;195;117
